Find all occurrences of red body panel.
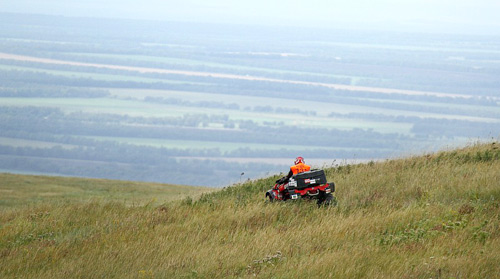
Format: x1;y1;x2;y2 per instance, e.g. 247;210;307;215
270;182;332;201
293;183;330;195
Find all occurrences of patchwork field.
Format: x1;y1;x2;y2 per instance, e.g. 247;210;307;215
0;14;499;186
0;51;483;99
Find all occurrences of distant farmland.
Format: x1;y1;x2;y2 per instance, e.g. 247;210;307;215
0;14;499;186
0;52;481;99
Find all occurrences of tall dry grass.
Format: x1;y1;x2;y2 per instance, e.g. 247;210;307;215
1;142;499;278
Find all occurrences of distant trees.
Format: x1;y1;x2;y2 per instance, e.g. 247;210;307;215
2;14;500;185
0;105;410;186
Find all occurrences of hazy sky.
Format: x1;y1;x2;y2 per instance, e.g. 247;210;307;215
2;0;500;34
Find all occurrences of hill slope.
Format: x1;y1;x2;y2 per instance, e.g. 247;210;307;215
0;174;211;209
1;142;499;278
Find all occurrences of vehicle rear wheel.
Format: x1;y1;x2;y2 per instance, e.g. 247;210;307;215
317;192;336;207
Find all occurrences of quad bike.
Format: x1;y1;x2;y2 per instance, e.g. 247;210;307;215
266;169;336;206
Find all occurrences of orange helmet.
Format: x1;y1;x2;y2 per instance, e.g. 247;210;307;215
294;156;305;165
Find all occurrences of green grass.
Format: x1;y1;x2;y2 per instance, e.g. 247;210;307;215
1;142;499;278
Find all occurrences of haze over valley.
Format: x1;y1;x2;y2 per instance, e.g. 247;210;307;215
0;3;499;186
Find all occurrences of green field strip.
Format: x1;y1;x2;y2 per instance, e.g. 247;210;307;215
0;137;77;149
64;52;379;85
0;64;208;85
304;40;500;54
354;97;500;122
107;88;499;124
83;136;389;153
0;97;413;134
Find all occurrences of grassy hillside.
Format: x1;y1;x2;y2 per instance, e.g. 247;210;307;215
1;142;499;278
0;174;211;208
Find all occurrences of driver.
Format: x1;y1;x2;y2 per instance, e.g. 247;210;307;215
276;156;311;191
